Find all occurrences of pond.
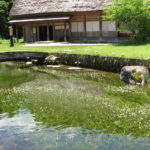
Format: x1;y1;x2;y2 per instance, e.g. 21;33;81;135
0;62;150;150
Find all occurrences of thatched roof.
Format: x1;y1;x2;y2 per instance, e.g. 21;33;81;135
10;0;111;18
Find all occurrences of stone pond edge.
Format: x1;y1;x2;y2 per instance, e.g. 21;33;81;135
0;51;150;73
49;53;150;73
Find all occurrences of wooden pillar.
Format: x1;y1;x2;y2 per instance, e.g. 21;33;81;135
23;25;26;42
53;23;55;41
99;16;102;40
31;24;34;42
64;22;67;42
84;15;86;41
16;24;19;43
37;24;40;41
69;22;71;42
47;23;50;41
32;26;36;42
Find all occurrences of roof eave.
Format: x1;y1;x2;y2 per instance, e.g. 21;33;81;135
9;9;103;19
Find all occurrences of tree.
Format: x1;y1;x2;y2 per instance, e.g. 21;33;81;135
0;0;13;39
103;0;150;40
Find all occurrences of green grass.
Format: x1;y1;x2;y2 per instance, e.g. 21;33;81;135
1;39;150;59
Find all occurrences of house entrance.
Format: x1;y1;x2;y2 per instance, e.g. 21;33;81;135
39;26;47;41
49;25;53;40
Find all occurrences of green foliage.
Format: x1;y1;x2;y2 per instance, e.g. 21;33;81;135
103;0;150;40
0;0;13;39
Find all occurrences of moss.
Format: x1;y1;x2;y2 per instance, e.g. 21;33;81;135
133;72;143;82
132;69;136;73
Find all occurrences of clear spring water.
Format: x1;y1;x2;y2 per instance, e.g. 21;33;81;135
0;62;149;150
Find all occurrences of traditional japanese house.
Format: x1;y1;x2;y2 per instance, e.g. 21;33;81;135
9;0;118;43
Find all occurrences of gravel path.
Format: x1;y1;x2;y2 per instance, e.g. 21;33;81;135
24;42;111;47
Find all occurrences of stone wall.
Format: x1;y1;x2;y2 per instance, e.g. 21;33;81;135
1;51;150;74
50;53;150;73
0;51;49;62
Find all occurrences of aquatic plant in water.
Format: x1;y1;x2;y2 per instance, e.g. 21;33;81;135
0;63;149;137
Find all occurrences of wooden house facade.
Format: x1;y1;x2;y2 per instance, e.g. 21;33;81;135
9;0;118;43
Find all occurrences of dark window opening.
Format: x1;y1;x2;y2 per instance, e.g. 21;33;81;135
39;26;47;41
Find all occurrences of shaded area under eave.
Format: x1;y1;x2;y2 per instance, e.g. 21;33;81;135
9;16;71;23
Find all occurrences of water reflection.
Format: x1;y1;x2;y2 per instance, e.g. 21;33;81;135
0;110;38;133
0;110;149;150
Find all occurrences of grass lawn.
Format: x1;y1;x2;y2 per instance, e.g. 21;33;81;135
1;39;150;59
